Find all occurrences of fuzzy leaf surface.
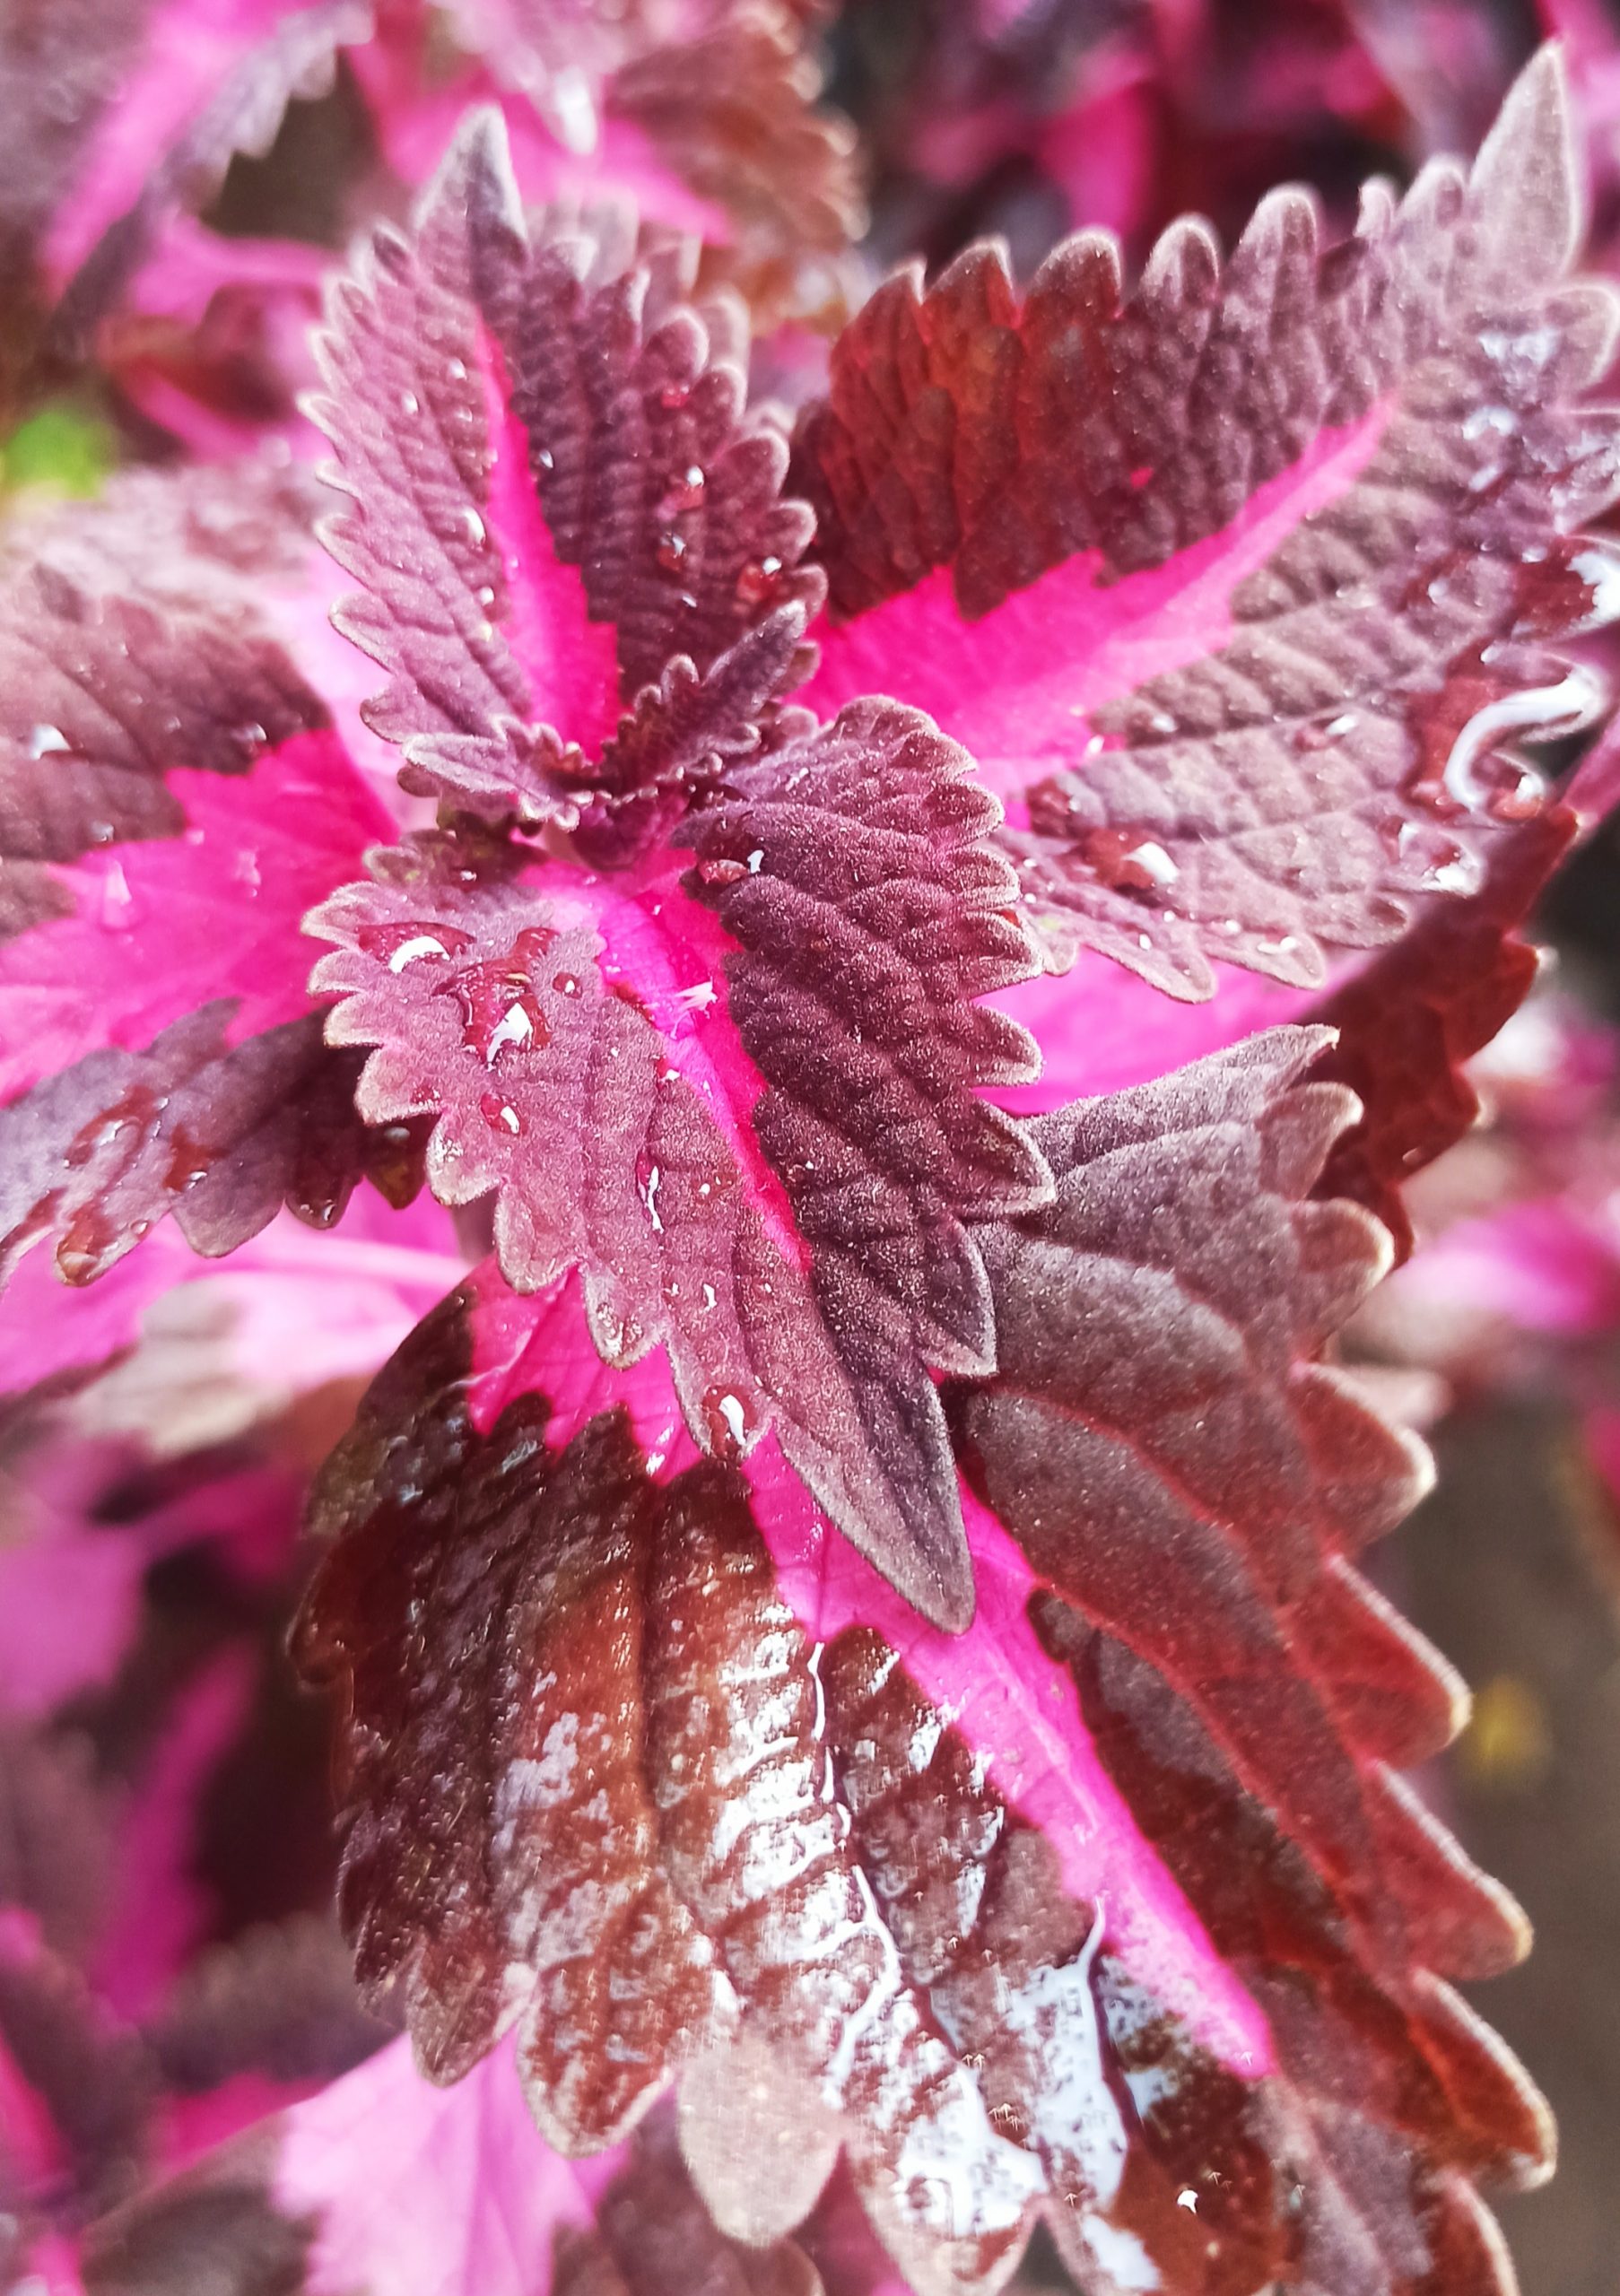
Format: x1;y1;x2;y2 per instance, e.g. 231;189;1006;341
307;116;823;822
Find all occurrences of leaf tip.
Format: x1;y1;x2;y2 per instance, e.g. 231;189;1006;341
1472;40;1582;275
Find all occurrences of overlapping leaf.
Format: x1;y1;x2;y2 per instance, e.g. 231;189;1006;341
0;1401;411;2280
305;118;1048;1624
294;1280;1042;2282
0;29;1599;2296
294;1021;1545;2292
1312;801;1578;1256
955;1027;1548;2285
795;50;1620;1003
47;0;373;346
306;119;823;814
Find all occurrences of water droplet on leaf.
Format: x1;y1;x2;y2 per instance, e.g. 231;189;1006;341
701;1384;756;1460
735;555;783;609
480;1092;524;1135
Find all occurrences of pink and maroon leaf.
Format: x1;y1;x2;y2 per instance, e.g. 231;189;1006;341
305;126;1051;1622
0;494;419;1286
308;697;1045;1625
305;110;823;825
62;2038;837;2296
295;1025;1545;2291
47;1;373;350
295;1305;1041;2280
795;48;1620;1004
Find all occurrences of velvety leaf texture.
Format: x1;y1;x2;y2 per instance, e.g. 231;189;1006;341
296;1024;1546;2292
1;35;1603;2296
956;1029;1548;2283
795;48;1620;1001
306;117;1048;1626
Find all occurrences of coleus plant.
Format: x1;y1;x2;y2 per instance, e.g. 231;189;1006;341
2;20;1619;2295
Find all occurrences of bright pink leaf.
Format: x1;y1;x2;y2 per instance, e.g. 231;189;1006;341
100;220;332;462
65;2034;834;2296
42;0;371;312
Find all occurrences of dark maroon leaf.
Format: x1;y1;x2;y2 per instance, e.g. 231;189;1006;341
0;559;335;937
947;1023;1547;2284
388;0;862;332
148;1914;394;2096
961;1032;1524;1977
1311;802;1577;1257
605;2;864;322
296;1018;1544;2286
0;1925;152;2228
77;2154;318;2296
820;1618;1545;2296
796;49;1620;1001
294;1292;1041;2282
0;1001;413;1286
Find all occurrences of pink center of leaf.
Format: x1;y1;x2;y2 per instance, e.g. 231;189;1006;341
478;334;622;759
803;403;1394;806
